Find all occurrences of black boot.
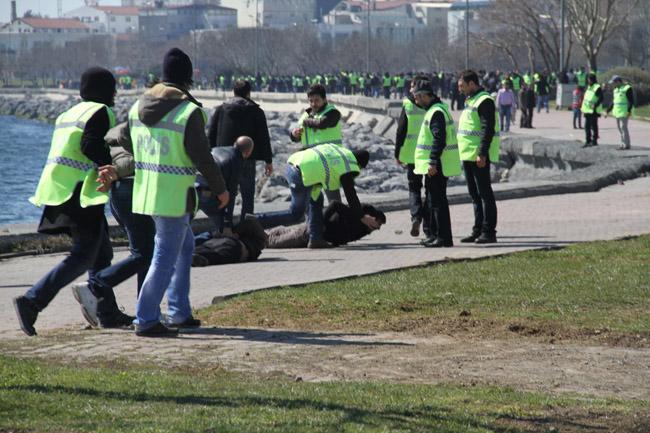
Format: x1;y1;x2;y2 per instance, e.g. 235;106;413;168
13;296;39;336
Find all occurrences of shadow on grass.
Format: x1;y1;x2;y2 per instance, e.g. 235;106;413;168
178;327;412;347
0;383;531;433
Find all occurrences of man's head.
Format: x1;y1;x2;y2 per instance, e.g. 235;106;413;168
80;67;116;106
307;84;327;112
409;74;428;96
162;47;193;89
234;136;254;159
233;79;251;98
352;149;370;169
609;75;623;87
458;70;480;96
413;80;435;106
587;73;597;85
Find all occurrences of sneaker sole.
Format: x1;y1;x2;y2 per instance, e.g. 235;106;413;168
71;286;99;327
13;298;36;337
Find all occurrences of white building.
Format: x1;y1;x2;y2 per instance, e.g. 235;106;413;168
65;6;140;34
0;17;92;53
447;0;490;43
220;0;316;29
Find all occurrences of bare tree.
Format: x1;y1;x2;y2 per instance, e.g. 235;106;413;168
566;0;638;71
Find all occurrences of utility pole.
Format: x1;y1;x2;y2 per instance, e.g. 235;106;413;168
465;0;469;69
560;0;565;73
255;0;260;78
366;0;371;73
58;0;63;18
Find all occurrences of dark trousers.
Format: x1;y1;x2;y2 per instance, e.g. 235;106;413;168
407;164;430;236
88;178;155;308
572;108;582;128
520;107;533;128
236;159;256;218
463;160;497;236
424;172;452;242
584;113;598;145
24;213;116;317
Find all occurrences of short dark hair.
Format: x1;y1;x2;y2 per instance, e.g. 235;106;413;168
459;70;480;86
233;80;251;97
307;84;327;99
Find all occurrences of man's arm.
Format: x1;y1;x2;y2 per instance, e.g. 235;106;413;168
627;87;634;114
184;110;227;196
81;107;112;166
428;110;447;168
340;173;363;220
394;107;407;160
477;97;496;157
254;107;273;164
301;109;341;129
207;105;221;148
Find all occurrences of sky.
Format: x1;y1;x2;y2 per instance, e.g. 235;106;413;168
0;0;122;23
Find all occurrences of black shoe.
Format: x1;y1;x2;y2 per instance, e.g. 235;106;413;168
460;233;480;243
135;322;179;337
13;296;38;336
100;310;135;329
423;238;454;248
308;239;333;249
475;233;497;244
165;316;201;329
410;218;421;237
581;142;592;148
419;237;435;246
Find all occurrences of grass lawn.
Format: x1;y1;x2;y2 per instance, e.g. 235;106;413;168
634;104;650;120
1;355;647;433
199;236;650;338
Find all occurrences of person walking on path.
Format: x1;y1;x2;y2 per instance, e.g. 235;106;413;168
605;75;634;150
572;85;584;129
256;144;377;248
581;73;603;148
535;72;550;113
208;79;272;218
13;67;132;336
411;80;462;248
496;81;515;132
457;70;500;244
519;82;536;128
394;75;430;239
119;48;229;337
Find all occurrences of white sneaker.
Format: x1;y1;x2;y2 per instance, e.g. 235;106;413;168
71;282;99;327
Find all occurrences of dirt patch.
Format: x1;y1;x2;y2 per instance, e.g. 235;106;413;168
2;326;649;402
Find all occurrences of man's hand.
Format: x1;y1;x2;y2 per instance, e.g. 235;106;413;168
265;163;274;177
96;165;117;192
291;127;303;139
427;164;438;177
361;214;380;230
476;155;487;168
216;190;230;209
395;158;406;168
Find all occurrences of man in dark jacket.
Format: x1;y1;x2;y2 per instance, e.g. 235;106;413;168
208;80;272;218
266;202;386;248
519;83;536;128
197;136;254;234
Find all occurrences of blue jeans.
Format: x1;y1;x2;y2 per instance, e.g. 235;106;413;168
499;105;512;132
134;214;194;330
256;164;324;241
88;179;155;313
25;213;115;314
537;94;549;113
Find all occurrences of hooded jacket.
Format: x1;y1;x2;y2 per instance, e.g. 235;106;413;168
112;83;226;214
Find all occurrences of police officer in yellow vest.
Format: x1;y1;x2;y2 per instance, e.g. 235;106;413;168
605;75;634;150
13;67;132;336
291;84;344;203
394;75;431;238
412;80;462;248
116;48;229;337
457;70;500;244
580;73;603;148
256;144;378;248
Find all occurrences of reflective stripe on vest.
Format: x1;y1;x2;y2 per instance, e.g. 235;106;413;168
612;84;631;118
457;91;500;162
299;103;343;149
287;143;360;201
30;101;116;208
130;100;205;217
581;83;602;114
398;98;426;164
414;102;461;177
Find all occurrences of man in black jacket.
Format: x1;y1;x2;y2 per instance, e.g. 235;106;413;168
208;80;272;218
197;136;254;235
266;202;386;248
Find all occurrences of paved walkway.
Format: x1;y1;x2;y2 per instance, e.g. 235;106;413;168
2;176;649;338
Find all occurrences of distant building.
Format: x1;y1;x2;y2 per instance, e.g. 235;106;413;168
139;4;237;40
220;0;317;29
0;17;92;53
447;0;491;44
65;6;140;34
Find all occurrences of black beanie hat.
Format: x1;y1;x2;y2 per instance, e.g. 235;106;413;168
80;67;116;106
353;149;370;169
162;47;193;86
412;79;434;95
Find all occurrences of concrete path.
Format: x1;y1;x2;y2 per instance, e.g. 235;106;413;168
2;176;649;338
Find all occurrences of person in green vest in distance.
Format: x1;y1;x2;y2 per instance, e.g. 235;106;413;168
13;67;132;336
116;48;229;337
580;73;603;148
412;80;462;248
382;72;392;99
457;70;500;244
605;75;634;150
256;144;377;248
394;75;431;239
575;67;587;87
291;84;343;202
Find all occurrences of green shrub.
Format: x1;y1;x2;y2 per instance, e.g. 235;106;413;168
600;66;650;106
